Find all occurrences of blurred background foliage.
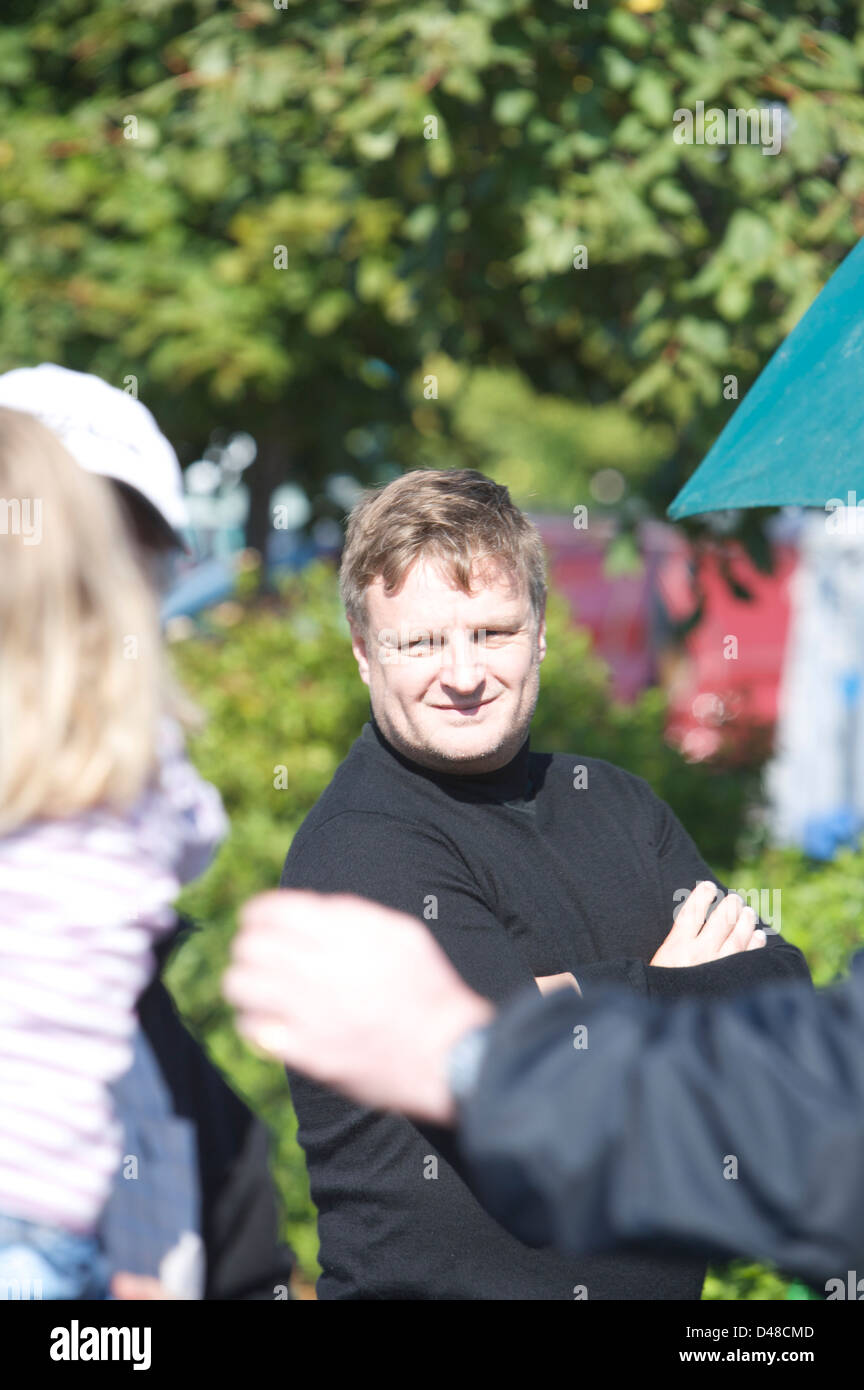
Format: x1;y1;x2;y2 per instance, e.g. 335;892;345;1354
2;0;864;556
169;562;863;1295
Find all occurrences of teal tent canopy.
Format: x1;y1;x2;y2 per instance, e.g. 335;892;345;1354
668;239;864;519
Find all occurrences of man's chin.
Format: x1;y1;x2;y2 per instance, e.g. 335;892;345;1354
414;718;514;769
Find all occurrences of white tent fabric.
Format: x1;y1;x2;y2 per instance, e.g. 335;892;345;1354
766;508;864;855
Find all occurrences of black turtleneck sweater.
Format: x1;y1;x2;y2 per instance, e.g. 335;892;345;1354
280;713;811;1301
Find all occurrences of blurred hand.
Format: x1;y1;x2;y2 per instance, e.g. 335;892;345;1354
650;880;766;967
224;890;496;1124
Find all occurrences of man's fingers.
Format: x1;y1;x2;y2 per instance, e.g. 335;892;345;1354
535;972;581;997
229;928;299;970
716;906;757;958
238;889;354;943
223;962;301;1017
237;1013;297;1058
672;881;723;939
747;929;767;950
698;891;744;952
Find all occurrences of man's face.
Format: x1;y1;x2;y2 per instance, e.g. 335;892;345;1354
349;555;546;774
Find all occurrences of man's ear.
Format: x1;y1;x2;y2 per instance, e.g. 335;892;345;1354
537;608;547;664
349;617;371;686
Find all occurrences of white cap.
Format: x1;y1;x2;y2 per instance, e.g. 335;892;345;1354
0;363;190;550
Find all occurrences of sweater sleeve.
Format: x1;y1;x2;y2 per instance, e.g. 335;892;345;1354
455;956;864;1287
577;775;812;1001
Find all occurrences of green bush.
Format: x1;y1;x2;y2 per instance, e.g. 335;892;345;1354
165;561;861;1296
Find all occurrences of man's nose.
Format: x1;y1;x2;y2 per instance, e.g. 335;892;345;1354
438;634;486;691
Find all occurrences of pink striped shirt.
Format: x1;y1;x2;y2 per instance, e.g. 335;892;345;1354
0;720;228;1234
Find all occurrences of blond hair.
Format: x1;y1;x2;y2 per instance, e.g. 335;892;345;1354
0;406;185;835
339;468;547;635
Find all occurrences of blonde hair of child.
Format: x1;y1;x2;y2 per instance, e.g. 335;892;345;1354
0;405;187;834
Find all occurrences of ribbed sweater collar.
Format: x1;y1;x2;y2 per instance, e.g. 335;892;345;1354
363;708;533;804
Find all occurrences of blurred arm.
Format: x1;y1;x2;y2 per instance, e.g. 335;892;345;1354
455;957;864;1288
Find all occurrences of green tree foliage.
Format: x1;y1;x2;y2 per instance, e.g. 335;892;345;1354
2;0;863;547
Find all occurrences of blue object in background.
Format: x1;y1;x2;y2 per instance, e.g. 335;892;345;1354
266;528;322;574
160;557;235;622
802;806;864;861
839;669;862;707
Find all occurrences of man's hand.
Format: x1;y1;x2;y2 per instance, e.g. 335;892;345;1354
650;880;766;968
223;890;496;1125
535;972;581;997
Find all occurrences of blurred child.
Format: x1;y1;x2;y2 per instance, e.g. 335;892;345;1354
0;406;227;1299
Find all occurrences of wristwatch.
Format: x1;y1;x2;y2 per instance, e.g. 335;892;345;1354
446;1022;493;1106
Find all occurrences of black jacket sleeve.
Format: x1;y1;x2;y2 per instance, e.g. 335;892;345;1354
455;954;864;1287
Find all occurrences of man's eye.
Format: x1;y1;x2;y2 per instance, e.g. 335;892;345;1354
400;631;509;652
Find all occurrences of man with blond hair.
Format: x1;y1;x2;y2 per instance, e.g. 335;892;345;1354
281;467;810;1301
